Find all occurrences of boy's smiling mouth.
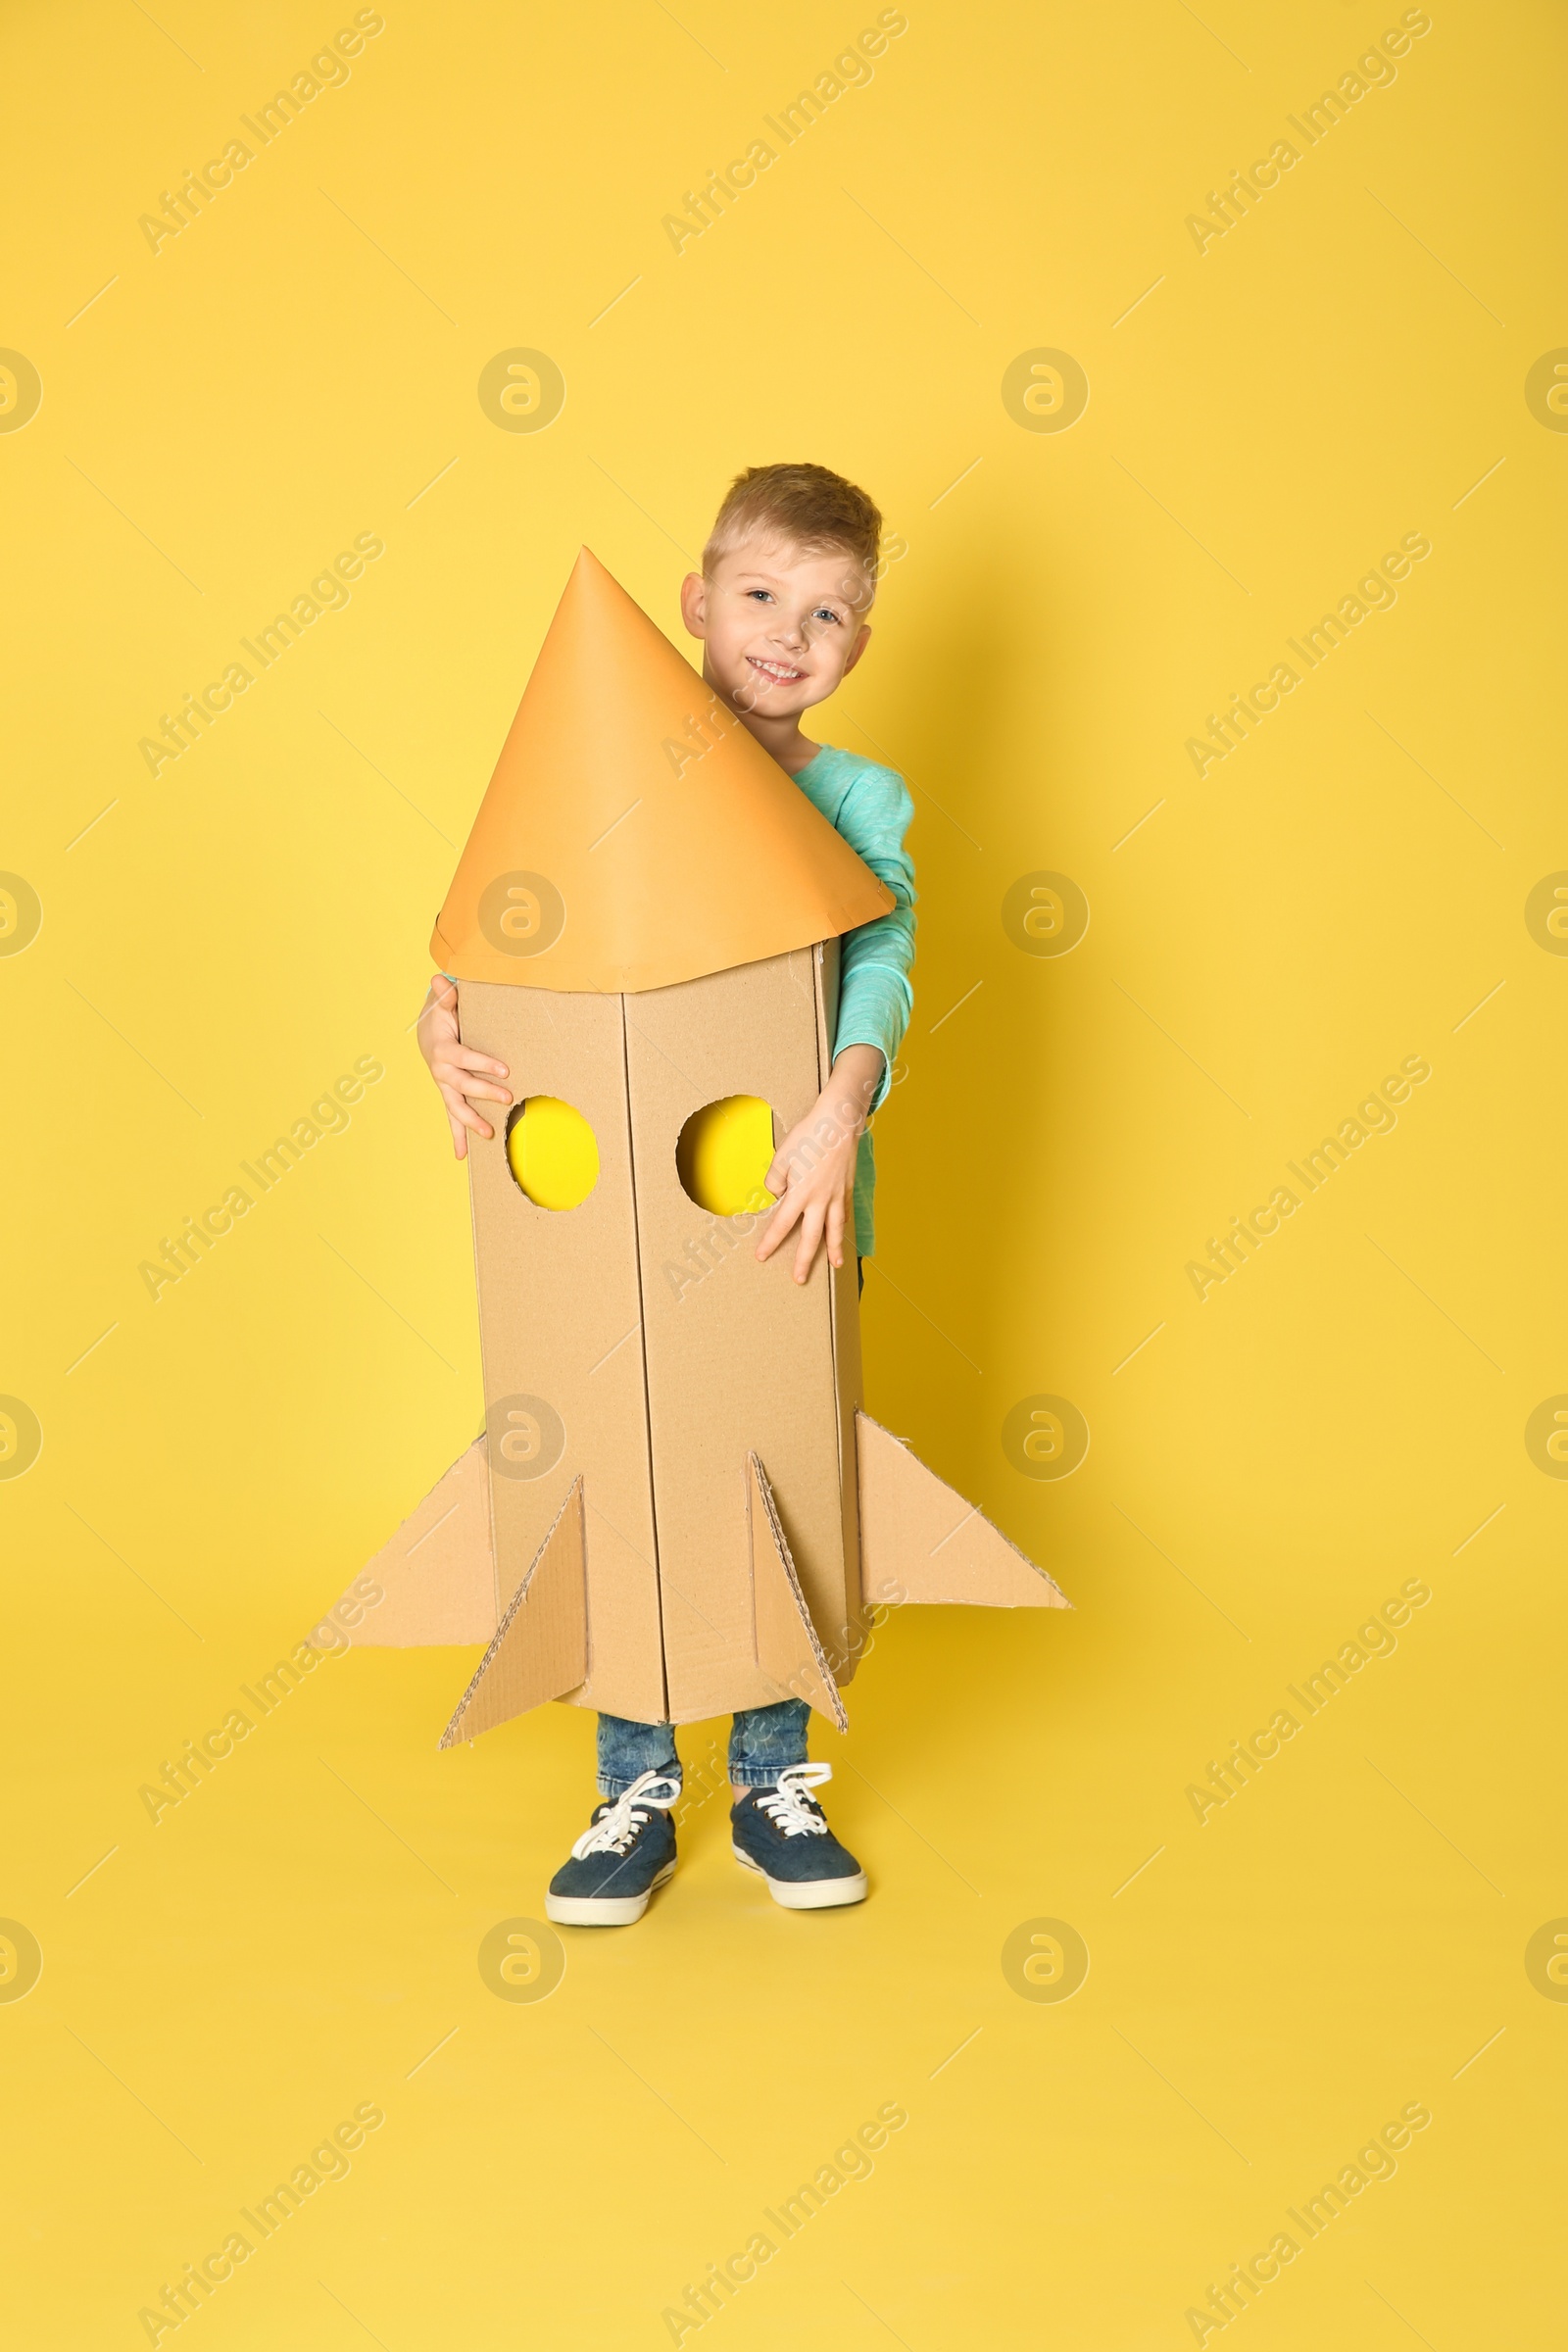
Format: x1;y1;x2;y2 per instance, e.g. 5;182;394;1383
746;655;807;684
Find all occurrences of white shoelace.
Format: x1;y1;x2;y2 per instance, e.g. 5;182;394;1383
571;1769;680;1860
754;1761;833;1838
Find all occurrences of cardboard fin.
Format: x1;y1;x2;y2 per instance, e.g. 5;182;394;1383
333;1437;498;1647
747;1453;848;1733
856;1413;1071;1609
438;1479;589;1748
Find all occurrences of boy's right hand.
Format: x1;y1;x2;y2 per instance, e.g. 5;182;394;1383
417;973;512;1159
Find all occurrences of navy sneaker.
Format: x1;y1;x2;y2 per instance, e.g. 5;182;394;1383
731;1763;867;1910
545;1770;680;1927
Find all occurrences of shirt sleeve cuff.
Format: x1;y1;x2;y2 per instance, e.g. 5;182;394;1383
833;1023;897;1111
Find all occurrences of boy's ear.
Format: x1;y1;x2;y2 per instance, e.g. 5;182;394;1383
679;570;709;638
842;621;872;677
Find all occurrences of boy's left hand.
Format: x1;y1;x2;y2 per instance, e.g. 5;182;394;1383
756;1044;883;1285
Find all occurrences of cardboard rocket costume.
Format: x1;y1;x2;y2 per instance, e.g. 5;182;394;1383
327;549;1068;1745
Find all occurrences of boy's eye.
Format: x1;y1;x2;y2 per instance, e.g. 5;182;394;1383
745;588;774;604
812;607;843;625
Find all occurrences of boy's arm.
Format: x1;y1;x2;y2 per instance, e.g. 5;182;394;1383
756;768;916;1282
416;973;513;1158
830;765;917;1098
756;1041;884;1283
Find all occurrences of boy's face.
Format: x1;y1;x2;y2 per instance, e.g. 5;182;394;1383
681;534;872;721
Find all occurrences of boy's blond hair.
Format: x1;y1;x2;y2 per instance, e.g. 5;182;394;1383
704;461;882;585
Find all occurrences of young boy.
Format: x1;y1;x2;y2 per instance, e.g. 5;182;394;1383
418;464;916;1923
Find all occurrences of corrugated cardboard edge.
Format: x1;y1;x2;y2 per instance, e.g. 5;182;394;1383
330;1436;499;1647
458;1005;505;1635
856;1413;1072;1609
438;1477;590;1748
814;937;868;1688
747;1452;849;1733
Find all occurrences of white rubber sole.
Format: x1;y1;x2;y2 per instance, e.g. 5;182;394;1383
733;1844;868;1910
545;1860;674;1928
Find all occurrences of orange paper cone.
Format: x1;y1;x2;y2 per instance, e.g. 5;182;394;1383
430;547;893;994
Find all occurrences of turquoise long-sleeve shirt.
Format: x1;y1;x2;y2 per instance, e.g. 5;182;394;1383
790;744;917;1257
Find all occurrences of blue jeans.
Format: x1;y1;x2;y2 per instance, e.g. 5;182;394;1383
597;1701;810;1799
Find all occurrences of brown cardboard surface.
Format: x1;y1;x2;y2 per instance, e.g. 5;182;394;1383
625;951;851;1723
856;1413;1072;1609
439;1480;589;1747
333;1436;496;1647
460;979;666;1724
813;936;867;1682
747;1454;848;1733
430;550;892;995
827;1262;866;1678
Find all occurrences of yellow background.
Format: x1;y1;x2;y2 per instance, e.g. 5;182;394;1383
4;0;1563;2342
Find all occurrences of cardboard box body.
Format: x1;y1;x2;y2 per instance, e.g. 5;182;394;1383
461;941;861;1726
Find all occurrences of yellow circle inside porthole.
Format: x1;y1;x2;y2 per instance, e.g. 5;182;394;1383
676;1095;776;1217
507;1097;599;1210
